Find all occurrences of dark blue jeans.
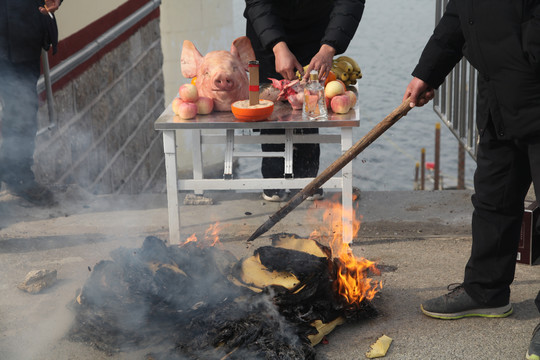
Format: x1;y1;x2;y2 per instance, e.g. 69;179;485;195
0;59;40;186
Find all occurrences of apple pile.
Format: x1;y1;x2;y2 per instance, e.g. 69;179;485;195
324;80;357;114
172;83;214;119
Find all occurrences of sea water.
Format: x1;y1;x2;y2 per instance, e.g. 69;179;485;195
234;0;477;191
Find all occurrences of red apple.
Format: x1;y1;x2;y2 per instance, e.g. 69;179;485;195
196;96;214;114
178;101;198;119
178;83;199;102
324;80;346;99
171;97;184;115
330;94;352;114
345;90;357;108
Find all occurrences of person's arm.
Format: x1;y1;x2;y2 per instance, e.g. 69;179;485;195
272;41;303;80
301;0;364;81
245;0;303;80
39;0;61;16
403;77;435;108
410;0;464;90
522;1;540;75
245;0;286;52
320;0;365;55
302;44;336;82
405;0;464;107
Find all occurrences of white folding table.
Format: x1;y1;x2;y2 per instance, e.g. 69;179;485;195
154;102;360;244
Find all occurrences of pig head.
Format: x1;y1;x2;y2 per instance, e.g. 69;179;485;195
181;36;256;111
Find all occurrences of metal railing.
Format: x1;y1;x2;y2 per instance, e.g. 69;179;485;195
433;0;478;162
37;0;162;133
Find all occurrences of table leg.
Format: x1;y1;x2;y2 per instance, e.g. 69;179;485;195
192;129;203;195
163;130;181;244
284;129;294;177
341;127;354;244
224;129;234;179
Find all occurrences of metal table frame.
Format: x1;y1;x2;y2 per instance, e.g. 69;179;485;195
154;102;360;245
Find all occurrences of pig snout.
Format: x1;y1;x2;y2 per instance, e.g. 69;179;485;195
213;72;236;91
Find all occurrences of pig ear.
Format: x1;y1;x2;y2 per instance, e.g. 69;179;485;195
181;40;203;79
231;36;256;70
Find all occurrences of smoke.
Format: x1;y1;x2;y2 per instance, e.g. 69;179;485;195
0;304;73;359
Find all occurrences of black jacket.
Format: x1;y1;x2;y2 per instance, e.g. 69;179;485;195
0;0;59;63
244;0;365;80
412;0;540;140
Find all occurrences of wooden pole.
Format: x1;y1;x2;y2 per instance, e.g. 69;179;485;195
414;162;420;190
421;148;425;191
247;96;417;242
457;142;465;189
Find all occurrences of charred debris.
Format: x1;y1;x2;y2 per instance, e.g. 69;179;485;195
68;234;380;359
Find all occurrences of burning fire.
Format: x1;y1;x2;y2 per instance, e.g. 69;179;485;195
182;222;223;247
308;196;382;305
182;197;382;306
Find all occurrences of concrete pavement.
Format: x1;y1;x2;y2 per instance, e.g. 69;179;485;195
0;187;538;359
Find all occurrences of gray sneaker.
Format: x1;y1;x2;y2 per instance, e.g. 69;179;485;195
421;283;513;320
527;323;540;360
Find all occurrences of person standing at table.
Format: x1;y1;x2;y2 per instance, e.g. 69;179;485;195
244;0;365;201
0;0;62;206
402;1;540;359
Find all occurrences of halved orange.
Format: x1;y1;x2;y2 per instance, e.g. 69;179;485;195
231;99;274;121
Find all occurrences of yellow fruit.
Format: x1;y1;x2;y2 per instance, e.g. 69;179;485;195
350;71;364;81
331;66;345;78
339;72;350;82
296;65;310;79
336;55;361;73
336;60;353;73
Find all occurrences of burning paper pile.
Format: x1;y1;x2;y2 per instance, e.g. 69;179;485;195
68;201;382;359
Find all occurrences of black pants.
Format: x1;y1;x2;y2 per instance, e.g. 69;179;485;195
0;59;40;186
463;121;540;311
260;128;320;179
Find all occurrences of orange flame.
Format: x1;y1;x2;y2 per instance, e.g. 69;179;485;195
309;196;382;305
181;222;223;248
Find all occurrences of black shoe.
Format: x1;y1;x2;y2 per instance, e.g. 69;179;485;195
262;189;287;202
8;180;56;207
527;323;540;360
420;283;513;320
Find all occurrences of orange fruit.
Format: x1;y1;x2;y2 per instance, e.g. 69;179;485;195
231;99;274;122
324;70;337;86
191;77;197;85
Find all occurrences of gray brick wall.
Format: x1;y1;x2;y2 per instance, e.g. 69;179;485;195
34;18;166;194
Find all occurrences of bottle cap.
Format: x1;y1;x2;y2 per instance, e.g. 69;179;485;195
309;70;318;81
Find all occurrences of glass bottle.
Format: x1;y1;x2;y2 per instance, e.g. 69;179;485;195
302;70;327;121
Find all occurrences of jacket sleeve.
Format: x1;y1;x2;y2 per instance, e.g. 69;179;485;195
522;0;540;75
411;0;465;88
244;0;287;51
321;0;365;54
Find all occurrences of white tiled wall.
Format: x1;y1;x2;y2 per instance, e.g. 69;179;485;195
159;0;247;173
160;0;246;104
